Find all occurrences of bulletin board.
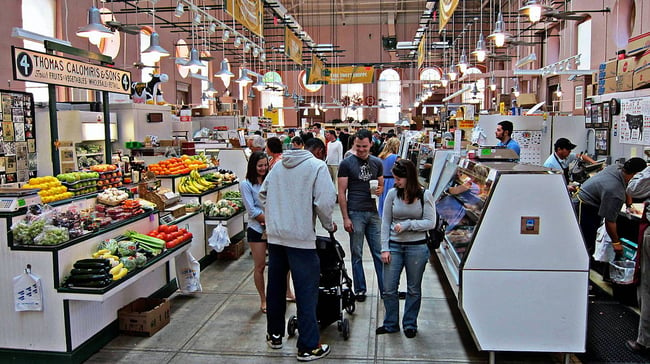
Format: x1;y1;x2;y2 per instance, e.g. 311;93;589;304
0;90;36;182
617;97;650;145
513;130;543;165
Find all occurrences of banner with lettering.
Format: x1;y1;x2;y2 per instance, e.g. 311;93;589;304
225;0;264;37
439;0;459;32
418;34;426;68
307;63;375;85
284;28;303;65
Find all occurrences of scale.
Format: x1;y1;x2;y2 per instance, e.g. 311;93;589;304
476;146;520;161
0;188;42;212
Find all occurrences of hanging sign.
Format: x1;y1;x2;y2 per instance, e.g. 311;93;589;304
417;34;426;69
284;28;303;65
11;47;131;94
225;0;264;37
307;60;375;85
439;0;460;32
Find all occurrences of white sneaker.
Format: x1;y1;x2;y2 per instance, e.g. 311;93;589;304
296;344;330;361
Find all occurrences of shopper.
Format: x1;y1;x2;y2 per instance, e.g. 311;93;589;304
283;129;296;149
266;136;283;170
291;135;304;149
378;159;435;338
378;137;400;217
325;130;343;189
494;120;521;156
259;137;337;361
625;165;650;354
239;151;269;313
572;158;647;259
543;137;596;182
312;123;326;143
338;129;384;302
248;134;266;153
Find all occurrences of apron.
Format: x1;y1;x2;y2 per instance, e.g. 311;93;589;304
554;153;570;183
635;202;649;285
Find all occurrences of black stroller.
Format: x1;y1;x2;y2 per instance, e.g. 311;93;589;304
287;233;356;340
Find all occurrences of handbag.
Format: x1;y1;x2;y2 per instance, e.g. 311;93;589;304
420;189;445;252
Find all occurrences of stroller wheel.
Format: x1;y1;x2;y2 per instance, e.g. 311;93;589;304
345;300;356;314
287;315;298;337
337;321;342;331
341;318;350;340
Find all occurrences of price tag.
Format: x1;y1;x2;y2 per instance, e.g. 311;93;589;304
164;192;177;199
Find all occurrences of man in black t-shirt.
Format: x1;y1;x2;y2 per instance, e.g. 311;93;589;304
338;129;384;302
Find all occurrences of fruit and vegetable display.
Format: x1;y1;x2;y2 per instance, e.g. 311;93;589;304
96;169;123;190
22;176;72;203
61;225;193;288
177;169;217;194
147;154;214;176
202;169;237;185
202;198;243;218
97;188;130;205
89;164;119;172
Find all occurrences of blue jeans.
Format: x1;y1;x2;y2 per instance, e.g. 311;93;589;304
266;244;320;352
348;210;384;295
382;242;429;331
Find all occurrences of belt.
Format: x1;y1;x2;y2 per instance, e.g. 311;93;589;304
383;176;394;179
389;239;427;245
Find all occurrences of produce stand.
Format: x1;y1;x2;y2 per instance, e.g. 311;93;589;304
178;181;239;205
159;210;206;270
0;193;187;362
204;210;247;262
433;155;589;362
155;166;218;192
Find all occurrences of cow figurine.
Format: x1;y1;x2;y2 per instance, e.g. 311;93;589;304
131;73;169;104
625;114;644;141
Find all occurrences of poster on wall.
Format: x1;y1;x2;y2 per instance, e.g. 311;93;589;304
584;99;592;127
0;90;36;181
513;130;543;165
618;97;650;145
591;103;601;128
595;129;610;155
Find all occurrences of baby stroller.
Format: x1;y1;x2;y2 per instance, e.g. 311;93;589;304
287;233;356;340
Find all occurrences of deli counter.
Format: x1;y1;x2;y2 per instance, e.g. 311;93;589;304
431;154;589;357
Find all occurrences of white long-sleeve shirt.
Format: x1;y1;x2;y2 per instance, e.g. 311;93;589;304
326;139;343;166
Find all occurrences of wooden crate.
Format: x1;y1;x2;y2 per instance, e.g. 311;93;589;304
217;239;246;260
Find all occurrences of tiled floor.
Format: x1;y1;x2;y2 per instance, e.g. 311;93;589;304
86;208;579;364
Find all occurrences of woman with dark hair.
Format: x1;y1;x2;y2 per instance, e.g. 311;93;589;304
378;137;400;217
266;137;284;169
377;159;435;338
240;151;270;313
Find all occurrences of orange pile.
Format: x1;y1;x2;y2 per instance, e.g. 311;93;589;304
148;157;208;175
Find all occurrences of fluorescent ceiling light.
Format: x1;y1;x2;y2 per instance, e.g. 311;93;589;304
515;52;537;68
12;27;71;46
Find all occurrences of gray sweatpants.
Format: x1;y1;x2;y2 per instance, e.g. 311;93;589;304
637;226;650;346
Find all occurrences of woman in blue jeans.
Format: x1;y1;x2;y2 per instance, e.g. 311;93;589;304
377;159;435;338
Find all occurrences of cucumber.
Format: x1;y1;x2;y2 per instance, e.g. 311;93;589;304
70;268;109;275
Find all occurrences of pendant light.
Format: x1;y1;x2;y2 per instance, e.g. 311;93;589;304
487;12;510;47
519;0;551;23
555;84;562;97
215;28;234;87
489;73;497;91
235;69;253;86
447;64;458;81
174;2;184;17
184;48;204;73
472;33;488;62
204;81;217;94
76;6;113;45
142;1;169;58
457;50;469;74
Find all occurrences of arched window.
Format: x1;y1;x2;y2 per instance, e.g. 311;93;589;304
261;72;285;126
340;84;364;122
461;67;485;105
378;69;400;124
22;0;55;102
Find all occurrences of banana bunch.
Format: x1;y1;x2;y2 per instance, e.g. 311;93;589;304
177;169;215;194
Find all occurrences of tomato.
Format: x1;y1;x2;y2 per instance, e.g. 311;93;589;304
147;231;157;237
168;225;178;233
183;232;193;241
179;228;187;235
166;238;182;249
158;225;169;233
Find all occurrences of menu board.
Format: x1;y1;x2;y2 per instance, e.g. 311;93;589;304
0;91;36;182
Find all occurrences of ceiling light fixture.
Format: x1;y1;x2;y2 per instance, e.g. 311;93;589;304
447;65;458;81
555;84;562;97
457;50;469;73
472;33;488;62
519;0;552;23
174;2;184;17
76;6;113;45
489;74;497;91
235;69;253;86
183;48;204;73
142;1;169;58
487;12;510;47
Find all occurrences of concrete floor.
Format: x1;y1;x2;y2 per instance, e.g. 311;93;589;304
86;207;577;364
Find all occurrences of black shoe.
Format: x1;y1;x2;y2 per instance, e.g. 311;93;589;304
376;326;398;335
356;293;366;302
404;329;417;338
266;334;282;349
297;344;330;361
398;291;407;299
626;340;650;354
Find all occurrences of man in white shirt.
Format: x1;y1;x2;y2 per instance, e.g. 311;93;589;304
543;138;595;182
325;130;343;188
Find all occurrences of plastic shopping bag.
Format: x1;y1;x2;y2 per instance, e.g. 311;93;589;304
175;251;202;294
208;223;230;253
13;266;43;311
593;223;615;263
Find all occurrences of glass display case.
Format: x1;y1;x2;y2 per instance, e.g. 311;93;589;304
431;156;589;356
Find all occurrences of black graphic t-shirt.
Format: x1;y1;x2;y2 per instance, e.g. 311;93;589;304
338;155;383;212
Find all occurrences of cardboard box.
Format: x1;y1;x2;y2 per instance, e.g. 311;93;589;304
158;140;174;147
516;93;537;107
586;84;594;98
634;64;650;89
598;77;617;95
118;298;170;336
627;31;650;56
618;56;638;75
617;73;634;92
217;239;245;260
192;108;211;117
599;59;618;78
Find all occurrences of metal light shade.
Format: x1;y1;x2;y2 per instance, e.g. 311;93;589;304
447;65;458;81
204;82;217;94
234;37;242;48
214;59;235;80
183;48;204;73
244;42;252;53
457;51;469;73
489;75;497;91
519;0;551;23
471;33;488;62
440;73;449;87
76;6;112;45
487;12;510;47
208;22;217;34
555;84;562;97
252;47;260;58
252;78;266;91
142;32;170;57
174;2;184;17
260;52;266;62
192;13;201;25
222;30;230;42
235;69;253;85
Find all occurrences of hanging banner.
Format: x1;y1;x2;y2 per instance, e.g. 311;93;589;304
225;0;264;37
284;28;303;65
618;97;650;145
263;108;279;125
439;0;460;32
418;34;426;68
11;47;131;94
307;60;375;85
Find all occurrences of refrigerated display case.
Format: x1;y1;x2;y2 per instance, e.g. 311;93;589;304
433;155;589;358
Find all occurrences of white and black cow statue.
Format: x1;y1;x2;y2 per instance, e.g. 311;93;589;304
131;73;169;104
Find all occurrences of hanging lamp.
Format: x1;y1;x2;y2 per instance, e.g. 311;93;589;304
142;32;169;58
487;12;511;47
183;48;204;73
489;74;497;91
456;50;469;74
519;0;551;23
235;69;253;86
555;84;562;97
76;6;112;45
472;34;488;62
447;64;458;81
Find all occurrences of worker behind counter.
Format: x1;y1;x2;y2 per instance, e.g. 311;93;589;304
543;138;596;189
495;121;521;157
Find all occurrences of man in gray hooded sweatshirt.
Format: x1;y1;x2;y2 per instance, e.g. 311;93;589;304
260;138;337;361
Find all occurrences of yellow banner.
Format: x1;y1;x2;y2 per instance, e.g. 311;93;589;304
418;34;426;68
284;28;303;65
263;109;279;125
439;0;459;32
225;0;263;38
11;47;132;94
307;63;375;85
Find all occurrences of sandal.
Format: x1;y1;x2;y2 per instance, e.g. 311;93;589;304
261;307;267;314
286;296;296;302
